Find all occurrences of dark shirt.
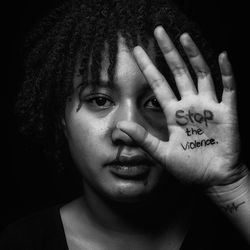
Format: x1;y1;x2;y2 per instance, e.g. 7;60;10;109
0;203;249;250
0;205;68;250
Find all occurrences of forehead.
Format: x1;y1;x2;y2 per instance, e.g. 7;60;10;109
73;35;156;89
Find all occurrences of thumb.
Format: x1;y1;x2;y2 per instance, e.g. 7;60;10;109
116;121;167;163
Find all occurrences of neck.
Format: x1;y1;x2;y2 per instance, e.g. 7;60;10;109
81;180;195;236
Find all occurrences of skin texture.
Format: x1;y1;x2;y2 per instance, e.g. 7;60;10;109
118;26;247;187
61;34;192;249
61;27;250;249
63;36;171;203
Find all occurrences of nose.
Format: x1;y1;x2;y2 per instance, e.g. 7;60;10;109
111;100;143;146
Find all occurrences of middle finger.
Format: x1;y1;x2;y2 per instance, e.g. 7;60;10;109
154;26;197;97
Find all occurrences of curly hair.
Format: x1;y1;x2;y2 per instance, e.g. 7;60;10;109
16;0;222;170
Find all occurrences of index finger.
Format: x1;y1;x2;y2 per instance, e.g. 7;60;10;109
133;46;177;109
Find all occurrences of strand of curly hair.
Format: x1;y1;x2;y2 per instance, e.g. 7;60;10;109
16;0;222;170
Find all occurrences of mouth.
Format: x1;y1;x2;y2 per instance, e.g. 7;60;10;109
106;154;153;180
107;164;150;180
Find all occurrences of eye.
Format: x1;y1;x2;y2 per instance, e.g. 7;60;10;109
145;97;162;111
85;95;114;109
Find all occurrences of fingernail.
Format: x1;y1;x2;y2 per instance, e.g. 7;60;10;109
221;51;228;59
154;25;165;37
133;46;142;54
181;32;190;39
155;25;164;32
180;32;190;44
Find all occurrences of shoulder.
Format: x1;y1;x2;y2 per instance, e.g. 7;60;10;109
0;204;68;250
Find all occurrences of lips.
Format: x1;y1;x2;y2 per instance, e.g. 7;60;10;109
106;155;152;180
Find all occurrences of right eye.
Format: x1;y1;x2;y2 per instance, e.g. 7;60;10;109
85;95;114;110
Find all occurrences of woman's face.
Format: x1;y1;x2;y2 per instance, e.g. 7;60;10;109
63;37;169;202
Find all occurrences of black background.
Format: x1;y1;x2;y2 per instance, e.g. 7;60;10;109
2;0;249;231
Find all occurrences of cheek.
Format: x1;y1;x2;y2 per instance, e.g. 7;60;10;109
68;116;106;152
64;106;113;166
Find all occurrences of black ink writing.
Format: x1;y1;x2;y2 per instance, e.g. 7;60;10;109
220;201;246;214
181;138;218;150
176;110;214;127
185;127;204;136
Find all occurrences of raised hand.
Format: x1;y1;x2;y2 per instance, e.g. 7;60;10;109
117;26;245;187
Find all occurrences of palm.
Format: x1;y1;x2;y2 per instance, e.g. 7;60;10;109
118;26;241;186
161;96;239;185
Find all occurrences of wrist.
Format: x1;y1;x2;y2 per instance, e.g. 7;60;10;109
206;165;250;204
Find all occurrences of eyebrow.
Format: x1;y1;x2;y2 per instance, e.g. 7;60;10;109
76;80;112;90
76;80;154;96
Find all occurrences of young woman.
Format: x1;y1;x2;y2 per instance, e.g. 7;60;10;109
1;0;250;249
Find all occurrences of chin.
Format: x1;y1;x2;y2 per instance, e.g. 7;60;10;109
102;178;160;203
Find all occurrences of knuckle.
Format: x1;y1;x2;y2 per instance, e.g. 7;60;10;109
173;66;188;77
188;49;199;58
196;69;210;79
151;78;164;89
143;130;159;153
162;45;174;54
143;64;153;74
140;129;150;146
151;138;160;155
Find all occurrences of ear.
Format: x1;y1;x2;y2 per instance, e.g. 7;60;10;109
61;117;68;139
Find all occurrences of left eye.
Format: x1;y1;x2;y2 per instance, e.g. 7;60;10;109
145;97;161;110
